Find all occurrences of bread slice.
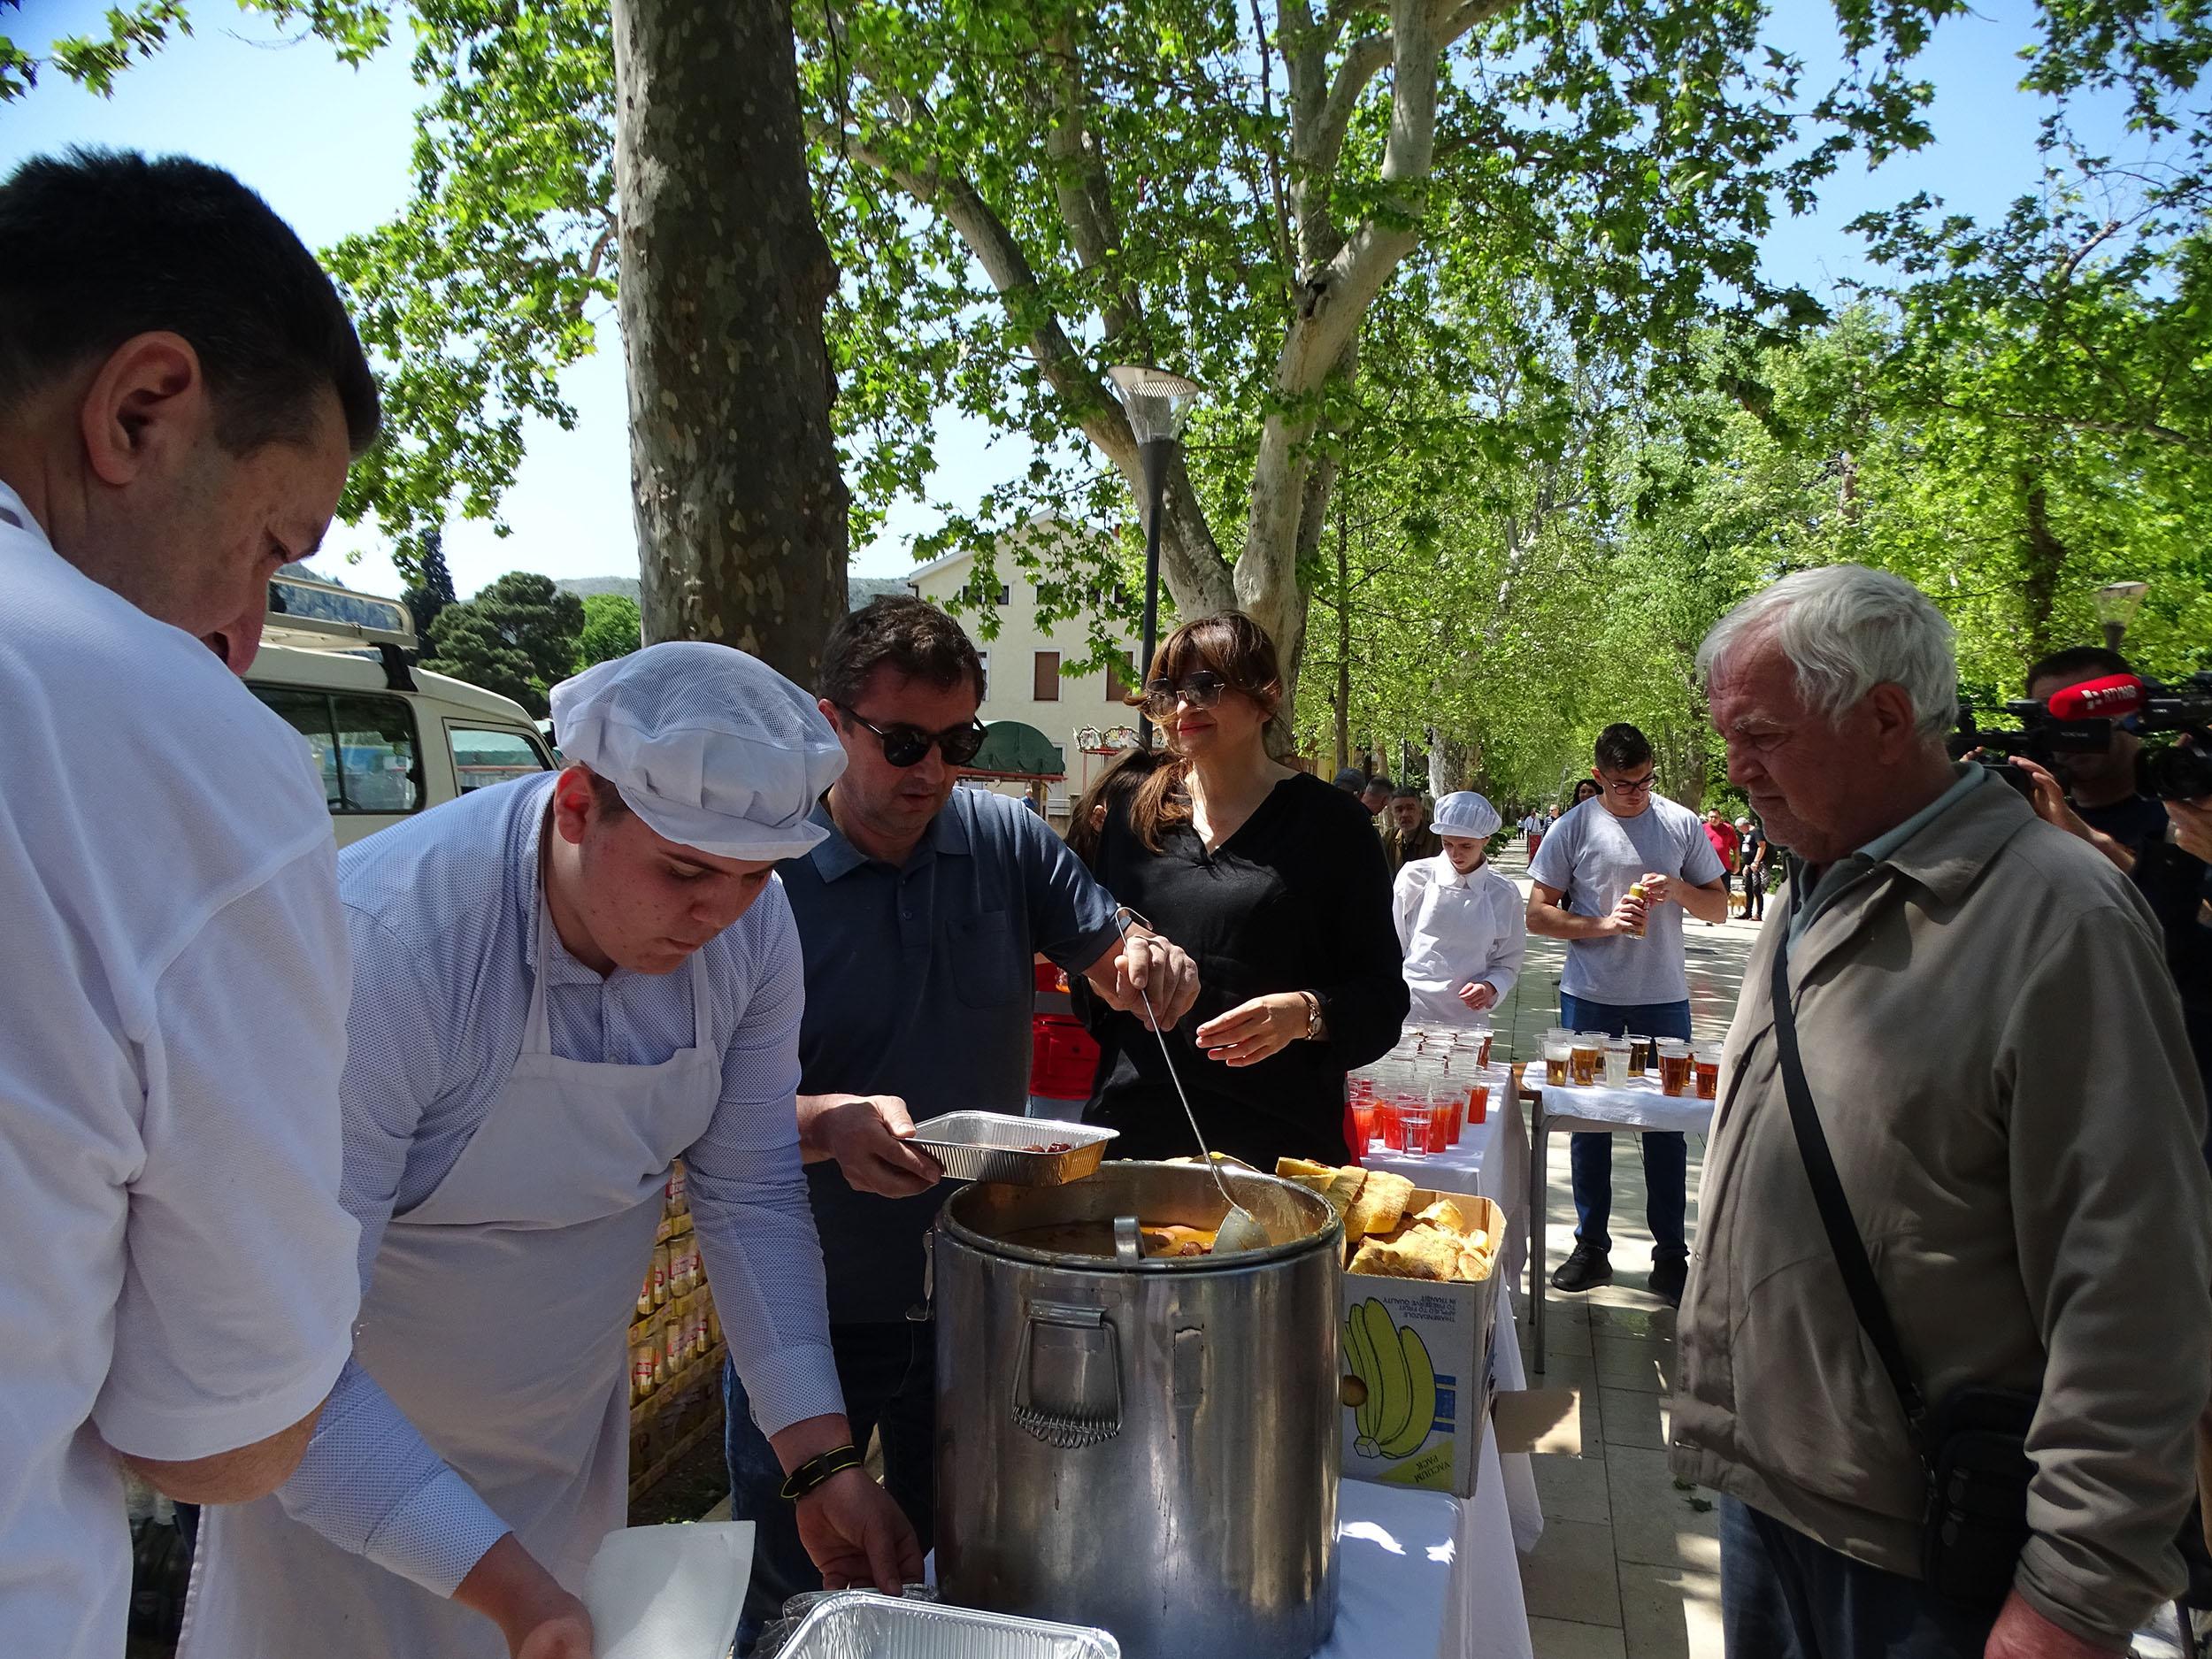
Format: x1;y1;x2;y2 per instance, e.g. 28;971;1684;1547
1345;1170;1415;1242
1321;1167;1367;1221
1349;1224;1459;1281
1275;1156;1336;1182
1412;1197;1468;1236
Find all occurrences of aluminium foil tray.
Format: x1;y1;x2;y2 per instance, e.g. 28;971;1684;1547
777;1591;1120;1659
910;1111;1117;1187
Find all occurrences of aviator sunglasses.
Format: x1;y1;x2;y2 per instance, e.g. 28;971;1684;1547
1141;671;1231;719
837;704;989;768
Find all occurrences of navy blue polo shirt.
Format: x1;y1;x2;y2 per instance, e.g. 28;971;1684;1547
782;786;1122;1324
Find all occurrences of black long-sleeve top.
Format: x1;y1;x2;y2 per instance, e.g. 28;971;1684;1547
1086;770;1409;1164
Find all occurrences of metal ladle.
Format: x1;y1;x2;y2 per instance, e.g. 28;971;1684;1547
1113;911;1271;1254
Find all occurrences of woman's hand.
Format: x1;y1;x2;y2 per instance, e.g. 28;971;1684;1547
1457;981;1498;1012
1195;994;1310;1067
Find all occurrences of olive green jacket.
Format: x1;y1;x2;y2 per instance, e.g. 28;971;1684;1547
1672;777;2212;1646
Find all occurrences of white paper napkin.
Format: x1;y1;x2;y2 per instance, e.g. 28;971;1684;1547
583;1522;755;1659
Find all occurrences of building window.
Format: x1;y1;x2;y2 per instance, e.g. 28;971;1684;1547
961;581;1010;608
1104;657;1130;703
1033;650;1062;702
975;650;990;698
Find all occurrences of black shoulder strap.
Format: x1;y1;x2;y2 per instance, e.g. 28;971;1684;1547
1769;940;1929;1442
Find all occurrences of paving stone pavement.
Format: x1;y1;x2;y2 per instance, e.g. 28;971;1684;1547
1485;841;1755;1659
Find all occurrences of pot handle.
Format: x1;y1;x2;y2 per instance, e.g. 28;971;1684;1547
905;1230;934;1326
1012;1302;1122;1449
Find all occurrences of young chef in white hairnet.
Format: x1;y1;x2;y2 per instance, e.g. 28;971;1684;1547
184;642;921;1659
1393;791;1526;1025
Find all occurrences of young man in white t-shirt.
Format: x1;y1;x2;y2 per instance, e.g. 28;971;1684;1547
0;151;380;1659
1527;724;1729;1305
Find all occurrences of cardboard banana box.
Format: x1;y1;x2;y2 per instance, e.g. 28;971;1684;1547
1336;1187;1503;1499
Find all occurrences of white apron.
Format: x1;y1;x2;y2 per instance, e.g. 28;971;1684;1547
183;894;723;1658
1402;869;1497;1027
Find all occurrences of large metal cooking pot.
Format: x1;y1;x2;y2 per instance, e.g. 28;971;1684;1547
930;1162;1340;1659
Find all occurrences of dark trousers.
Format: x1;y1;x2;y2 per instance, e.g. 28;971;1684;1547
1559;992;1692;1264
1721;1496;1997;1656
1746;870;1767;919
724;1322;934;1646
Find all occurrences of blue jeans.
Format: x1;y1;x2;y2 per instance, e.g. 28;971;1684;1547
1559;992;1691;1264
724;1323;935;1651
1721;1496;1996;1656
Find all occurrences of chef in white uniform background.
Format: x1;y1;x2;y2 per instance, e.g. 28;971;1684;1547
184;642;923;1659
1393;792;1526;1025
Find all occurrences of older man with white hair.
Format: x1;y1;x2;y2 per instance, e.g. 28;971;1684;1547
186;642;920;1659
1674;565;2212;1659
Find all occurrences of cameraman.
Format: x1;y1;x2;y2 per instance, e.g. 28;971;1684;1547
2011;649;2212;1111
2023;648;2171;865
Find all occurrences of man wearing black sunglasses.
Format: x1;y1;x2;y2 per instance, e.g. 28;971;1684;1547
724;596;1200;1640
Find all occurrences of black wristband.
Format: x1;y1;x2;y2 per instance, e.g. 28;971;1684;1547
779;1443;864;1502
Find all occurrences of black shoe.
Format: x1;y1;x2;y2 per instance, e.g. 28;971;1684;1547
1649;1256;1687;1308
1551;1244;1612;1293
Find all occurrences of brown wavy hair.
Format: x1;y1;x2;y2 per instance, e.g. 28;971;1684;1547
1065;745;1164;869
1126;611;1283;852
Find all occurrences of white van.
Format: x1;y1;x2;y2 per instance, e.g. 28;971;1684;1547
245;573;557;847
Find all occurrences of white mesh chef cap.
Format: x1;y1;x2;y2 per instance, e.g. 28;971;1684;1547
1431;791;1501;840
549;641;846;861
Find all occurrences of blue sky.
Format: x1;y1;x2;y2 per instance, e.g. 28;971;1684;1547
4;0;2123;603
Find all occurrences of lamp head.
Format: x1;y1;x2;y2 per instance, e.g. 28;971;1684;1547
1107;364;1203;445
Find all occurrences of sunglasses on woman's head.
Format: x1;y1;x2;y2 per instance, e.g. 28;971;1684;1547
1141;672;1230;718
836;705;989;768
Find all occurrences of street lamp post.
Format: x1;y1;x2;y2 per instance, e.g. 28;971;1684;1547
1108;365;1203;749
2094;580;2149;652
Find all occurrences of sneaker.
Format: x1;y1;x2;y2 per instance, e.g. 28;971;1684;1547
1551;1244;1612;1293
1649;1256;1687;1308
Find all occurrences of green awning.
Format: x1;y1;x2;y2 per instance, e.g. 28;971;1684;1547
963;719;1064;780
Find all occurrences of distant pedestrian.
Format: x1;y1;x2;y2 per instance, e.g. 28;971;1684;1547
1361;775;1393;820
1703;808;1738;924
1571;779;1602;808
1737;817;1768;920
1333;766;1366;795
1519;808;1547;858
1382;785;1443;877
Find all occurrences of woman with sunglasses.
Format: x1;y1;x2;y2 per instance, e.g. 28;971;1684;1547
1085;613;1409;1164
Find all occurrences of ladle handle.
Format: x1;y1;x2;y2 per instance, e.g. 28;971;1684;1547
1111;910;1242;1221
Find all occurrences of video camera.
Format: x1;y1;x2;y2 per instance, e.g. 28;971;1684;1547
1947;697;2109;797
1951;672;2212;802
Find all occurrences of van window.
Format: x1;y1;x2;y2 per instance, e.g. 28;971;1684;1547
449;725;553;793
257;688;421;815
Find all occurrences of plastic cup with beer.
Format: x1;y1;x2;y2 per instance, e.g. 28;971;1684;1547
1694;1043;1722;1102
1569;1031;1602;1087
1626;1033;1654;1077
1657;1039;1693;1097
1541;1033;1573;1088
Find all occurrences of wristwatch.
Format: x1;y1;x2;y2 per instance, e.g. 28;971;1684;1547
1300;991;1325;1041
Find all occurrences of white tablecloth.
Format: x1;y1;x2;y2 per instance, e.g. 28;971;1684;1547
1322;1419;1535;1659
1530;1075;1715;1137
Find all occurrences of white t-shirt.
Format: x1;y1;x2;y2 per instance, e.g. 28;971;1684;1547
0;483;360;1659
1529;794;1724;1006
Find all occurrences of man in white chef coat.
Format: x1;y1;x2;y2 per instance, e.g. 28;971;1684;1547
0;150;381;1659
1394;792;1526;1025
185;643;922;1659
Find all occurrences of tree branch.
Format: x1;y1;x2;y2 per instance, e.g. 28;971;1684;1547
1043;24;1142;342
822;116;1234;611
